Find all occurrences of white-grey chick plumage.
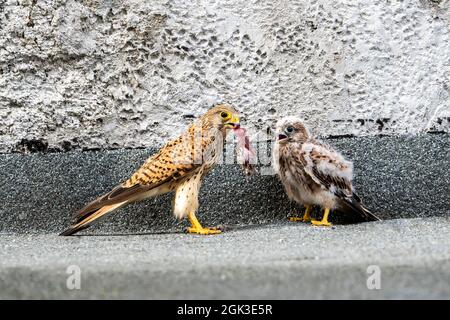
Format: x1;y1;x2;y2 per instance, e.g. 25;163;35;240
272;116;380;224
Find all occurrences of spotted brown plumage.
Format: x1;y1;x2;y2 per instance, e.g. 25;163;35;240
60;104;240;236
273;116;380;226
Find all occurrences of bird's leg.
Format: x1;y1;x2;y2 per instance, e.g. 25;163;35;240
311;208;332;227
289;205;312;222
186;211;221;235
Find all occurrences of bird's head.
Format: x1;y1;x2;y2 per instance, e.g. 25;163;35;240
275;116;310;144
202;104;240;131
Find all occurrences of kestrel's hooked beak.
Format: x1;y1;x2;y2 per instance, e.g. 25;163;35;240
277;133;288;141
224;114;240;129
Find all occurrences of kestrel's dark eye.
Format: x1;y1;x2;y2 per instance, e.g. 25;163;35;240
221;112;229;119
285;126;294;133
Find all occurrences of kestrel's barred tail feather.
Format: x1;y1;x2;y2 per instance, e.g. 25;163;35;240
359;203;381;221
59;202;125;236
59;172;175;236
338;193;381;222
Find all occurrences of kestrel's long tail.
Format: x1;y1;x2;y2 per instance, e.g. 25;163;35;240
359;204;381;221
340;193;381;222
59;201;126;236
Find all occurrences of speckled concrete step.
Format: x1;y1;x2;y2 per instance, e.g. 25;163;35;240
0;217;449;299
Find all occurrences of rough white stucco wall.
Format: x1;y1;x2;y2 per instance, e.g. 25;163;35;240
0;0;449;152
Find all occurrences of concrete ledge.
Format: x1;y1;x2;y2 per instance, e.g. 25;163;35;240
0;217;449;299
0;134;448;234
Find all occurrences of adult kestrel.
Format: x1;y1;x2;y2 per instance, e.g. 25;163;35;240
272;116;380;226
60;104;240;236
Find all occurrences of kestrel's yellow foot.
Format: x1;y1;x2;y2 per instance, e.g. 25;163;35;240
289;205;311;222
311;208;332;227
186;211;221;235
311;219;332;227
186;226;222;235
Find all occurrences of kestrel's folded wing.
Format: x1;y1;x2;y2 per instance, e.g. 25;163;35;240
73;141;201;224
299;142;380;221
299;142;354;196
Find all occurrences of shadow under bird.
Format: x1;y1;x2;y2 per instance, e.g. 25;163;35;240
272;116;381;226
60;104;241;236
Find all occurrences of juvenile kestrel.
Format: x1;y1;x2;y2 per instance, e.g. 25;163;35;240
272;116;380;226
60;104;240;236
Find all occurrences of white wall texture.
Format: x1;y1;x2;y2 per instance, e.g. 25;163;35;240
0;0;449;152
